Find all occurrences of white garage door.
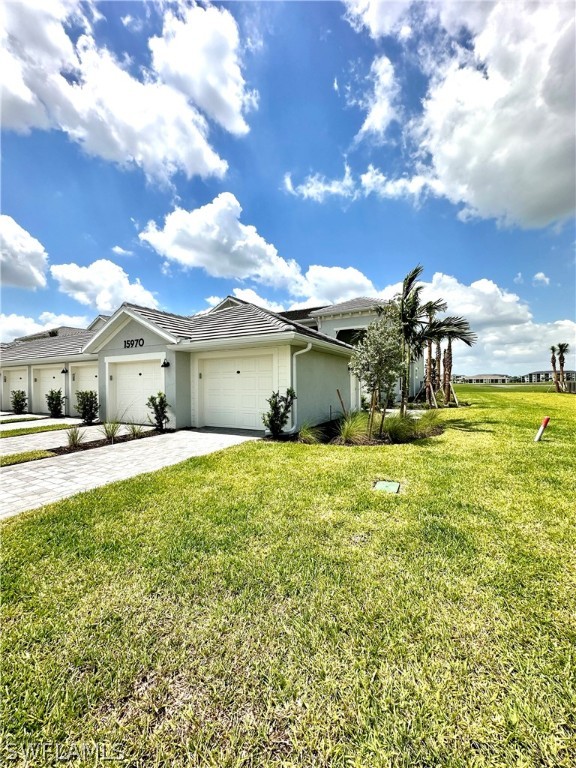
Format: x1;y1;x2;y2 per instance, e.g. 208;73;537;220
201;355;273;429
71;365;99;416
110;360;162;424
3;368;28;411
35;367;64;413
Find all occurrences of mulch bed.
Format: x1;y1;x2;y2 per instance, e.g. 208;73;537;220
50;429;168;455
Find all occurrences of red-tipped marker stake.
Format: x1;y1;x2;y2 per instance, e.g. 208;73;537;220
534;416;550;442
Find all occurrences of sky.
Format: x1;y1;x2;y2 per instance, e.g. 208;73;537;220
1;0;575;375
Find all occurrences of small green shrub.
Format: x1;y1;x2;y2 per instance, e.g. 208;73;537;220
262;388;296;437
75;390;99;425
126;423;145;439
146;392;170;432
100;420;122;443
413;410;442;438
46;389;64;418
381;414;416;444
66;425;86;448
332;411;370;445
11;390;27;415
297;422;322;444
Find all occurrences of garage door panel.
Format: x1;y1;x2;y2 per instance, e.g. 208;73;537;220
35;368;64;413
71;366;99;416
111;361;161;424
202;355;273;430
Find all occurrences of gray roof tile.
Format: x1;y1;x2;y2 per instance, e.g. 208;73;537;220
1;330;96;363
310;297;387;316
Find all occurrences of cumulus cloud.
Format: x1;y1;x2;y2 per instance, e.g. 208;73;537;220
112;245;133;256
284;164;357;203
513;272;524;285
149;4;257;135
532;272;550;286
139;193;303;290
0;215;49;289
0;311;89;342
360;165;443;201
50;259;157;312
0;0;256;183
341;0;576;229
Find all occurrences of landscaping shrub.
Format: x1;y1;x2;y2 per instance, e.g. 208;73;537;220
46;389;64;418
66;425;86;449
332;411;370;445
75;390;99;425
10;390;27;415
100;421;122;443
146;392;170;432
413;409;442;438
380;414;416;443
262;388;296;437
297;422;322;444
126;423;145;439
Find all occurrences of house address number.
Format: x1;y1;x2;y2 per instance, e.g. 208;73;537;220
123;338;144;348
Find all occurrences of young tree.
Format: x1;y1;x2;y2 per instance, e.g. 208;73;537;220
557;342;570;391
349;303;403;437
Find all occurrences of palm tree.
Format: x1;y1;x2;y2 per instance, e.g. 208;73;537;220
557;342;570;391
550;345;560;392
442;321;477;404
394;265;477;415
425;300;447;407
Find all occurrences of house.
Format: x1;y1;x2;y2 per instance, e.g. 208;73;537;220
1;299;358;430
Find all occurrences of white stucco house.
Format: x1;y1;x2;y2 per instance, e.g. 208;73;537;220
1;295;425;428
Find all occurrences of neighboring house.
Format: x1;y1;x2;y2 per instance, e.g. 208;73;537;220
521;370;576;383
1;299;357;430
461;374;510;384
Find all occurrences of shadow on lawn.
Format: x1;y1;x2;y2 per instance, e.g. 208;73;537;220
444;418;497;433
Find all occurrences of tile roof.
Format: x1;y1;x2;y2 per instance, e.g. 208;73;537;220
123;301;352;349
1;330;96;363
279;306;327;321
310;297;388;316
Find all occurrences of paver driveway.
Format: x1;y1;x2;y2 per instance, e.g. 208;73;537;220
1;430;257;521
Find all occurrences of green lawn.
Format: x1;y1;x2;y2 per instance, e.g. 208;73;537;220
0;450;56;466
2;388;575;767
0;423;72;439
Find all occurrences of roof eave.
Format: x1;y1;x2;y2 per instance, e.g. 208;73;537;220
82;307;178;353
167;331;353;355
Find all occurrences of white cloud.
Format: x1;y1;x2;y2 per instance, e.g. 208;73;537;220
112;245;133;257
149;4;257;135
513;272;524;285
356;55;399;140
139;193;303;290
344;0;576;229
230;288;285;312
532;272;550;286
0;0;258;183
0;215;48;289
360;165;443;201
333;77;339;93
284;164;357;203
50;259;157;312
296;265;376;305
0;312;89;342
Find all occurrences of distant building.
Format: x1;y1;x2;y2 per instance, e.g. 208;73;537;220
521;370;576;383
460;374;510;384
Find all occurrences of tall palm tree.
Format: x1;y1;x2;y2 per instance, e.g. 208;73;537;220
550;345;560;392
557;342;570;391
394;265;477;415
425;300;447;407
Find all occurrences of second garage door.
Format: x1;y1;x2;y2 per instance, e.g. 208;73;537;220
71;365;99;417
201;355;274;430
110;360;162;424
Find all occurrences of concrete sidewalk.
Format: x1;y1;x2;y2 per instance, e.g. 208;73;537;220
1;430;257;521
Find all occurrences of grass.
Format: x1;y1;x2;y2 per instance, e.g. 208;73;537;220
0;450;56;466
1;387;575;767
0;423;72;439
0;417;42;425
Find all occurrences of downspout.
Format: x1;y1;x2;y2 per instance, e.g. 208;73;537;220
287;343;312;433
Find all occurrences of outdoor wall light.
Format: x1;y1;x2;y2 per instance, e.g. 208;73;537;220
61;367;68;374
161;359;170;368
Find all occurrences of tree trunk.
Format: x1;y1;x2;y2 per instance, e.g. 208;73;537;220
443;346;450;404
435;341;442;393
558;353;566;391
444;338;453;405
551;351;560;393
426;339;433;407
400;341;409;417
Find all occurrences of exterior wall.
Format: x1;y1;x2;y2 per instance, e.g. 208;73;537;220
317;313;375;339
170;351;191;429
293;348;352;427
1;367;29;412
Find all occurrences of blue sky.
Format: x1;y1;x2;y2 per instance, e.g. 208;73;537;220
1;0;575;374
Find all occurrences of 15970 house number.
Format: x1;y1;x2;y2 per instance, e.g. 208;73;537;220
123;338;144;348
